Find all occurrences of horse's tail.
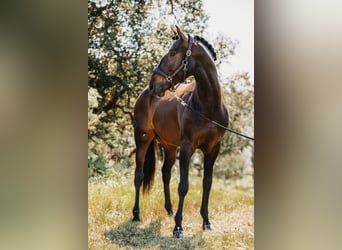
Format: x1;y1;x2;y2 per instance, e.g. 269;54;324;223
142;138;156;194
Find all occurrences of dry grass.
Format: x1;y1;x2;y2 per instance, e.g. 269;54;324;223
88;169;254;249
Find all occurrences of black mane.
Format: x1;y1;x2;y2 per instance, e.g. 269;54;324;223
194;35;217;61
171;34;217;61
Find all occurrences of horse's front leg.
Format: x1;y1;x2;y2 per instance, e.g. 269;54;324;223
200;143;220;230
173;142;194;238
162;146;177;215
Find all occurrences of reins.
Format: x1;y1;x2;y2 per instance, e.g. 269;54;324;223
173;92;254;141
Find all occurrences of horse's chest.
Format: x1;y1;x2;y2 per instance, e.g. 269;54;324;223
202;125;224;140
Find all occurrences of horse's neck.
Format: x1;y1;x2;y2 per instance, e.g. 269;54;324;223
193;64;222;114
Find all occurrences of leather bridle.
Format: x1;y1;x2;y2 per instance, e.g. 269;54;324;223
153;35;195;91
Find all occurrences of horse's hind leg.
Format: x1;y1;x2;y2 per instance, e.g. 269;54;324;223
162;146;177;215
132;132;153;222
200;143;220;230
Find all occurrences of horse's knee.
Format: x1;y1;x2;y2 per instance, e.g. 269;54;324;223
134;171;143;186
162;158;175;183
203;177;212;188
162;165;170;174
162;163;172;175
162;173;170;184
178;181;189;197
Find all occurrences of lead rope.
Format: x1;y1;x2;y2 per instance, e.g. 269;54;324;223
173;93;255;141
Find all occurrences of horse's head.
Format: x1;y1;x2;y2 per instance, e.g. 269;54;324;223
149;25;195;97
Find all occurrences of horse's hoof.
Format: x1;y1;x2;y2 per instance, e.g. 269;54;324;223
173;227;184;238
132;216;141;222
132;209;140;222
165;205;173;215
203;223;212;230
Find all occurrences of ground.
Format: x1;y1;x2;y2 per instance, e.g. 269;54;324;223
88;167;254;249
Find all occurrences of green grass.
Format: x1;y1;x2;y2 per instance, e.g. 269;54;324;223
88;168;254;249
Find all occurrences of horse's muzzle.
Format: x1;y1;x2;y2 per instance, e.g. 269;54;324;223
150;89;165;97
149;81;167;97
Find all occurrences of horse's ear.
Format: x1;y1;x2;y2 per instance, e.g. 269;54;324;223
171;26;179;40
175;25;188;41
172;26;177;36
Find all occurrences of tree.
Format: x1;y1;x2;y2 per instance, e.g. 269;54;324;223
215;72;254;178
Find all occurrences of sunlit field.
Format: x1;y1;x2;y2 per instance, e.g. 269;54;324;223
88;167;253;249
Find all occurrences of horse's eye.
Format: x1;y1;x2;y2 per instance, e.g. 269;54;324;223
169;50;176;57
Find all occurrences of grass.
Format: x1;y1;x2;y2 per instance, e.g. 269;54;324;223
88;167;254;249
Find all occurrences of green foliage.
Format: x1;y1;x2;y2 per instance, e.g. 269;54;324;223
214;72;254;179
88;0;153;120
88;86;134;177
221;72;254;156
215;151;253;180
88;155;107;177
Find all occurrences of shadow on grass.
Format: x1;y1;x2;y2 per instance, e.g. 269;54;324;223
104;219;205;249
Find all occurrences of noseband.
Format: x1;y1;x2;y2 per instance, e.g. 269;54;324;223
153;35;195;91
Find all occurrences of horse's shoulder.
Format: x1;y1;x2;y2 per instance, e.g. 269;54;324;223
134;87;150;107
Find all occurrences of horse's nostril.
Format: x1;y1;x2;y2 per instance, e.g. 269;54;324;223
149;84;153;90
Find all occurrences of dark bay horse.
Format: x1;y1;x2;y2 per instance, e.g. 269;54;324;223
132;26;229;238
